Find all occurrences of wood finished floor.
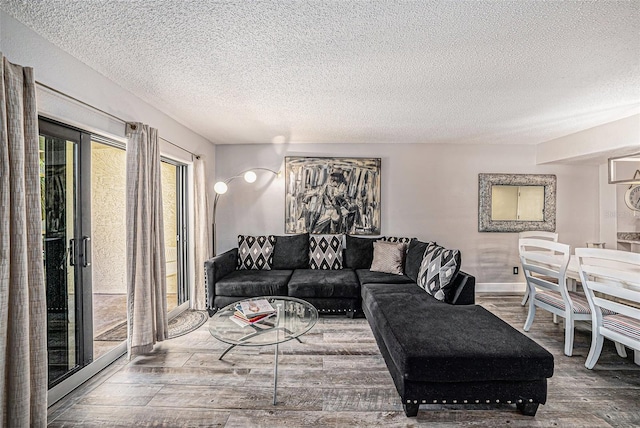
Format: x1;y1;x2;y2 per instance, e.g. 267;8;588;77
47;294;640;427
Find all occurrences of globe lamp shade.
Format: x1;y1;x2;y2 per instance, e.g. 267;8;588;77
214;181;228;194
243;171;257;183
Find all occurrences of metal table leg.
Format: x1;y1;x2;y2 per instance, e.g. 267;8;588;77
273;305;281;405
273;339;279;405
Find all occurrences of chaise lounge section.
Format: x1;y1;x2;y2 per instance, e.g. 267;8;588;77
361;282;554;416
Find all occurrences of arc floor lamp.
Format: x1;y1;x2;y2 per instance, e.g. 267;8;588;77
212;168;280;255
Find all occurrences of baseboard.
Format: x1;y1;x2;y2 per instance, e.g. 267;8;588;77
477;282;526;293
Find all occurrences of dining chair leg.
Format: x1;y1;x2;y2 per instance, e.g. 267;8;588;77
553;314;559;324
614;342;627;358
585;333;604;369
564;317;575;357
521;288;529;306
635;350;639;366
523;301;536;332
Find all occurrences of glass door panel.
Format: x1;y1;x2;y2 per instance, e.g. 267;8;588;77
90;140;127;359
161;161;178;312
42;134;77;386
161;160;189;310
40;119;92;388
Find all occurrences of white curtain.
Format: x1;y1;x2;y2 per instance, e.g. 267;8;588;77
0;55;48;427
191;156;210;310
125;122;168;358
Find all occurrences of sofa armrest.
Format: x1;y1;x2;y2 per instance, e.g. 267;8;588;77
204;248;238;313
448;270;475;305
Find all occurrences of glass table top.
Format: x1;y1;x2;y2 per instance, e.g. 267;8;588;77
208;296;318;346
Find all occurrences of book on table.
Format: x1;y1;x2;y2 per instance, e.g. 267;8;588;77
233;310;275;323
237;299;276;318
231;311;276;327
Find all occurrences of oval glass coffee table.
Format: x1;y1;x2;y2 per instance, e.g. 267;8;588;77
209;296;318;404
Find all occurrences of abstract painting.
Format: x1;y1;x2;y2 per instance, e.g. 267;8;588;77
285;156;381;235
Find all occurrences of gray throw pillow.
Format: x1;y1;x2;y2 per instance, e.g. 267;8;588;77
237;235;276;270
405;239;436;282
370;241;406;275
417;243;461;301
309;235;343;270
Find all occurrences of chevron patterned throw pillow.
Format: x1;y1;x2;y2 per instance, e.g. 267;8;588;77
417;243;461;301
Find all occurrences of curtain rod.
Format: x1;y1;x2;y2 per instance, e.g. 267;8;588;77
36;80;200;160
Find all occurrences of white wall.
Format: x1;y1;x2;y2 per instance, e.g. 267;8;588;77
215;143;599;286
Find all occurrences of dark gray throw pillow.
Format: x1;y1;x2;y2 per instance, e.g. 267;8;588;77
405;238;436;282
272;233;310;270
344;235;377;269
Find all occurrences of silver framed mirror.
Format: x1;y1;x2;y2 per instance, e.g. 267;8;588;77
478;173;556;232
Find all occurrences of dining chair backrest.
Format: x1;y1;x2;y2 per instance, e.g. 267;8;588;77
519;232;558;253
518;232;560;307
575;248;640;368
576;248;640;318
519;231;559;242
519;238;570;296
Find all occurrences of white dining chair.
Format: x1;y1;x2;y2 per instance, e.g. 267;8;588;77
519;231;559;306
575;248;640;369
520;238;593;356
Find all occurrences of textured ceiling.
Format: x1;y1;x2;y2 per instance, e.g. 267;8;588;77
1;1;639;145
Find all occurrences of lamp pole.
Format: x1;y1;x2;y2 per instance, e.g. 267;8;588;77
212;168;280;256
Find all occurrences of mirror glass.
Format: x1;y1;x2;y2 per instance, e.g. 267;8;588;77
491;185;544;221
479;173;556;232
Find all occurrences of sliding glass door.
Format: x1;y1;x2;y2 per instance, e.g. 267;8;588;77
41;117;191;394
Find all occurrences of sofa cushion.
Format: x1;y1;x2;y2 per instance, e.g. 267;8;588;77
344;235;376;269
405;239;435;283
237;235;276;270
417;243;461;301
361;283;554;383
273;233;310;270
370;241;407;275
356;269;415;285
309;234;344;270
288;269;359;298
215;269;292;297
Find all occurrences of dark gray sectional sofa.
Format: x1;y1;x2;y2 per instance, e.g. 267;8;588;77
204;234;475;315
204;233;554;417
